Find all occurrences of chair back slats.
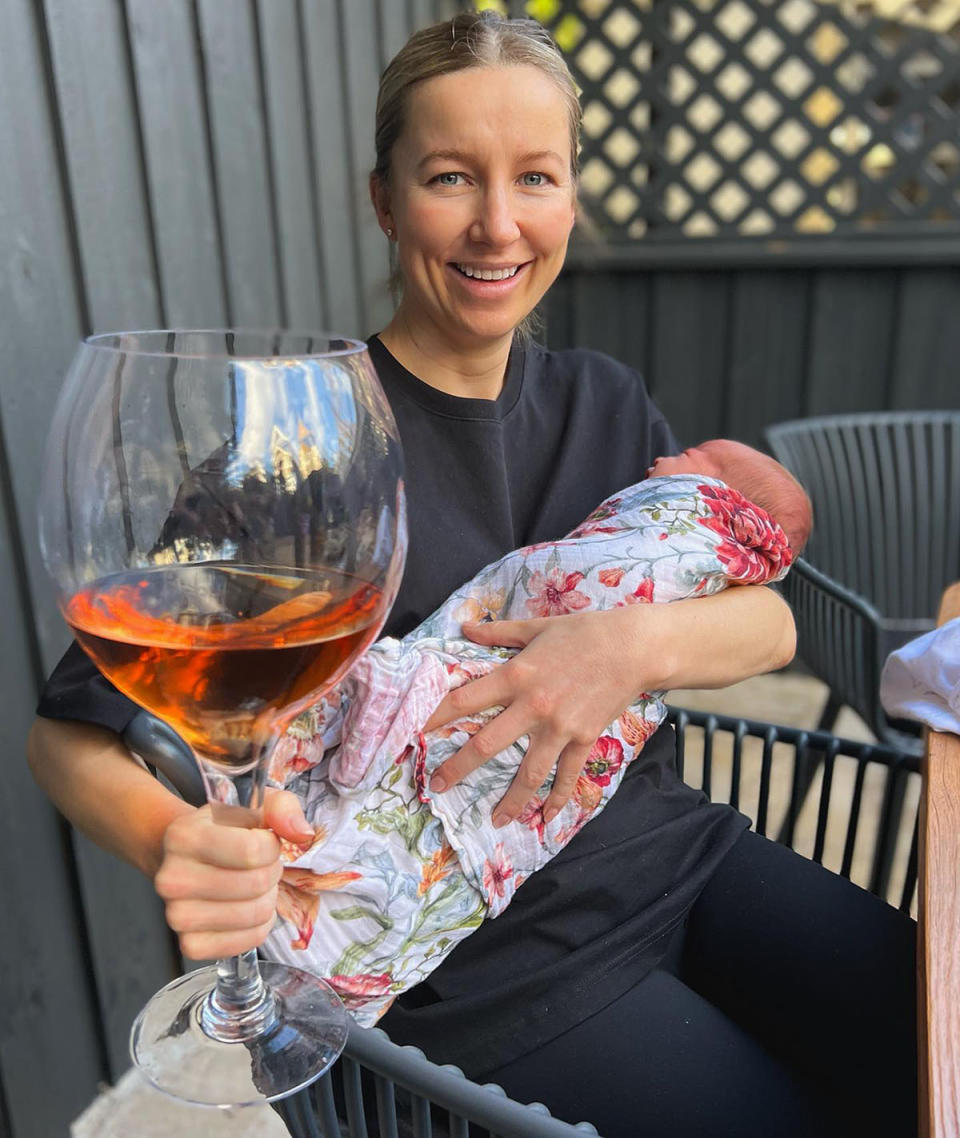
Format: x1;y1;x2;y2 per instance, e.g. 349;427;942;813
767;412;960;622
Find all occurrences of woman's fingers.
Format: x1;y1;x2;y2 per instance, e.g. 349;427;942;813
542;740;593;822
161;805;280;870
430;702;531;791
461;618;538;648
489;735;568;826
173;916;280;962
155;853;283;902
424;667;512;732
155;798;302;958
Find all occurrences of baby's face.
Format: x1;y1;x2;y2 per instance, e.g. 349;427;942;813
648;447;721;479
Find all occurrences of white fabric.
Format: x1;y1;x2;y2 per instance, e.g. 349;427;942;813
879;618;960;734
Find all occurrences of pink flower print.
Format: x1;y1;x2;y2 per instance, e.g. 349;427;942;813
582;735;625;788
327;973;394;1011
598;567;626;588
619;576;654;606
482;843;515;905
526;569;592;618
518;796;548;843
697;484;793;583
567;520;620;539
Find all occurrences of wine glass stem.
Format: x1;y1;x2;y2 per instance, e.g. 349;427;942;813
201;949;279;1043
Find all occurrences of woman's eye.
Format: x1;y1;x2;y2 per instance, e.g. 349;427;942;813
521;172;548;187
435;172;464;186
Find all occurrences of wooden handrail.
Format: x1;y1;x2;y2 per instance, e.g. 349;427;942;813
918;580;960;1138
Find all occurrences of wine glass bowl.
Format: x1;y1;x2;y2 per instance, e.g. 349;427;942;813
38;330;406;1105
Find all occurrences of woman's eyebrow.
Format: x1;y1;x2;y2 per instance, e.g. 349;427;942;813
417;149;470;169
416;148;566;170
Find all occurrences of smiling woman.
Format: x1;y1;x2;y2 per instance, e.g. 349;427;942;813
30;10;918;1138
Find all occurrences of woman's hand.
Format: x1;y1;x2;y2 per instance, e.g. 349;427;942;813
424;586;795;827
154;790;313;960
425;609;650;828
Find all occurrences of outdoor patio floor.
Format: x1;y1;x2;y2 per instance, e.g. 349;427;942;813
73;666;902;1137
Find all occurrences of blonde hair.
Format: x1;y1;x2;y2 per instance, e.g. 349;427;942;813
373;10;582;187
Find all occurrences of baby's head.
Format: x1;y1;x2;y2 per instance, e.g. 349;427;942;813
650;440;812;554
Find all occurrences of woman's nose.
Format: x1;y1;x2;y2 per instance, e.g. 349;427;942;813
469;187;521;246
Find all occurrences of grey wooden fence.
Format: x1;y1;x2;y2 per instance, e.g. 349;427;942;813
0;3;438;1135
1;1;959;1136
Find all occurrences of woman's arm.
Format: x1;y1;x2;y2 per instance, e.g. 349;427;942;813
27;716;314;957
27;717;193;878
424;584;795;825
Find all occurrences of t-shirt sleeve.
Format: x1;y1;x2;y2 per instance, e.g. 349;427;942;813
36;639;140;735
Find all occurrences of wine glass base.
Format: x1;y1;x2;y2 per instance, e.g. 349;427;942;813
130;962;349;1107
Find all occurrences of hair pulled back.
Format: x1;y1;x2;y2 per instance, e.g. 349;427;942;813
373;10;582;187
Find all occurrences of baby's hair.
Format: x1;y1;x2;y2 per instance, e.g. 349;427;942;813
698;440;813;554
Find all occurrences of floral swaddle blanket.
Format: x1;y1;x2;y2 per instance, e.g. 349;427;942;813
261;475;793;1023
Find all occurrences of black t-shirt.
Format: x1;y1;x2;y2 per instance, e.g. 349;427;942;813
37;335;748;1075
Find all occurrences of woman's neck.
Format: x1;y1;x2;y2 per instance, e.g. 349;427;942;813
378;311;514;401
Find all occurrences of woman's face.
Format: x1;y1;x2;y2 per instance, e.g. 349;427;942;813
376;65;577;351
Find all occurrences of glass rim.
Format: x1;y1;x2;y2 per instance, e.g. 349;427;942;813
83;329;368;361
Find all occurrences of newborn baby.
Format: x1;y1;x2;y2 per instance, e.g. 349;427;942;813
261;440;811;1022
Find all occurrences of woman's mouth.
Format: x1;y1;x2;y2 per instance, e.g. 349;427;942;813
452;262;523;281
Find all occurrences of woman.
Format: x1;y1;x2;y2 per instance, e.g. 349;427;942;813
29;13;916;1137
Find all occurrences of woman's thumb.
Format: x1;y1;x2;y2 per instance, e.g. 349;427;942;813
263;788;314;843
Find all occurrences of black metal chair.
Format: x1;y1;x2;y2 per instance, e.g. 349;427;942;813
765;411;960;755
127;704;923;1137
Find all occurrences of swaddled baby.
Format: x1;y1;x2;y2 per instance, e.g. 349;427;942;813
261;440;811;1022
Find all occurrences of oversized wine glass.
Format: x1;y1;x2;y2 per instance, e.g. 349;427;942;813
38;330;406;1106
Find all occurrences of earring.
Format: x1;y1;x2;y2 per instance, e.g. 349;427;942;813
386;227;394;238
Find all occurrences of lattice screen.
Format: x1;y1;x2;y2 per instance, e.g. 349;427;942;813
476;0;960;241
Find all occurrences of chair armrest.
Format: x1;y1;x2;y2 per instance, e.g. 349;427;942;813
918;581;960;1138
122;711;206;807
784;558;885;733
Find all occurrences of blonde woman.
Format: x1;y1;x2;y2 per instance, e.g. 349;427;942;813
30;14;916;1137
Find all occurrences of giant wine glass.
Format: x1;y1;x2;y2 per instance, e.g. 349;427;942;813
38;330;406;1106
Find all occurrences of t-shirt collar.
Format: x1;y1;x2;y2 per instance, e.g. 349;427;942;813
366;334;525;421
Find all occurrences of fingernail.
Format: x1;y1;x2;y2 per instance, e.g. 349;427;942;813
431;773;447;792
294;824;314;840
543;806;559;824
493;811;510;829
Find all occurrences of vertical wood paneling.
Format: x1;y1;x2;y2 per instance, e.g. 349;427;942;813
890;269;960;409
0;9;104;1108
0;491;106;1138
569;271;652;377
302;0;362;335
726;271;809;446
649;271;732;446
342;0;393;334
196;0;281;327
805;269;900;416
0;0;85;673
125;0;227;326
43;0;160;331
256;0;325;329
380;0;413;68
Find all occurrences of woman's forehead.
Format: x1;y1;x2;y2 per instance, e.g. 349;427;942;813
400;65;572;157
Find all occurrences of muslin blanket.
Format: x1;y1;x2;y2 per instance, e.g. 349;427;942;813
880;618;960;734
260;474;793;1022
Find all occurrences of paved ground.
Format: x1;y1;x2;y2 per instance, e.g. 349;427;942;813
73;668;879;1137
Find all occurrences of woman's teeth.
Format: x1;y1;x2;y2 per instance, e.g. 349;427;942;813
455;264;519;280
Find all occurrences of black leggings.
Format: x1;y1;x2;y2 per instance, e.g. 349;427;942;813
485;829;917;1138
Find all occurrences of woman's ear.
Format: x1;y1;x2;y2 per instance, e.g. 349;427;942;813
370;173;393;236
